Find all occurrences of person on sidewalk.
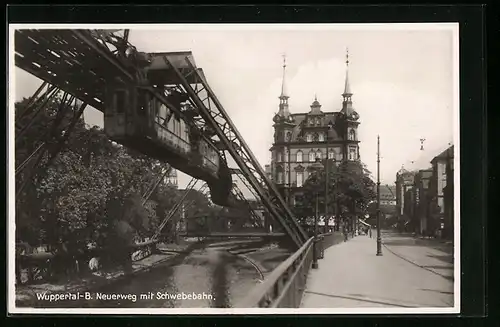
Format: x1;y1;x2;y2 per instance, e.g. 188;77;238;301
343;225;348;242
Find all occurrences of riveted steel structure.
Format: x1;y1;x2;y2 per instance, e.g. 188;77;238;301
14;29;307;249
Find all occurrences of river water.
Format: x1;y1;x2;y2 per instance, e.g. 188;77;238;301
46;239;288;308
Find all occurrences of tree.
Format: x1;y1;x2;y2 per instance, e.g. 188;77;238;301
294;159;376;225
14;95;178;251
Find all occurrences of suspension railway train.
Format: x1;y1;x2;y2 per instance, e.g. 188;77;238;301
104;83;234;207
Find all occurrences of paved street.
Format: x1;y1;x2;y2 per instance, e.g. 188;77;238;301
381;231;454;280
301;232;454;308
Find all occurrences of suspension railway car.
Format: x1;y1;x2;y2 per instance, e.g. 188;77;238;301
104;85;233;206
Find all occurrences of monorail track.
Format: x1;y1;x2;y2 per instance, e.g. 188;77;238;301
14;28;308;249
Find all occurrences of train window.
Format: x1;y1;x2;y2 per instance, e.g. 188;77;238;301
115;90;126;113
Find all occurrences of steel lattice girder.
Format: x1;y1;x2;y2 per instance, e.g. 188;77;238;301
229;183;263;229
163;56;308;248
16;92;88;198
229;168;262;204
13;29;306;247
14;29;130;111
152;177;198;240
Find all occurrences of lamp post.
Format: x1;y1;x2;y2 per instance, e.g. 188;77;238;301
325;121;336;233
376;135;383;256
325;147;329;234
310;157;324;269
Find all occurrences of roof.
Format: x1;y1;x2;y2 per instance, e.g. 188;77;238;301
343;68;352;95
284;111;344;142
431;144;454;163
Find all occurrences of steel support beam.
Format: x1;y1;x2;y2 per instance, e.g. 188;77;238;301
163;56;307;248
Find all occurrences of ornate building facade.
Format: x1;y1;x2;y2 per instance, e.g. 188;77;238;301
395;144;454;238
269;52;361;207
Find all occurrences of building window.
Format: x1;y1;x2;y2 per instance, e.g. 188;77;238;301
306;134;312;142
286;131;292;142
328;150;334;159
349;147;357;161
308;151;315;162
316;118;321;126
316;150;322;159
296;151;303;162
296;171;304;187
277;152;283;162
285;171;289;184
313;133;319;142
348;129;356;141
277;172;283;184
284;150;289;162
319;133;324;142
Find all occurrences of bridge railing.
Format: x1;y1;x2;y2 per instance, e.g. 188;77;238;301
237;232;343;308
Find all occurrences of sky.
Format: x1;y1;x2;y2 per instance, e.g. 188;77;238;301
12;24;458;191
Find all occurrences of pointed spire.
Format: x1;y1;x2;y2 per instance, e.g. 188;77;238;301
343;48;352;97
280;54;289;99
277;54;291;119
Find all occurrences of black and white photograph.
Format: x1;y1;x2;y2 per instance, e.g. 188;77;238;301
9;23;459;314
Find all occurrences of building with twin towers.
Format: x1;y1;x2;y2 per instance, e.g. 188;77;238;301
266;51;361;208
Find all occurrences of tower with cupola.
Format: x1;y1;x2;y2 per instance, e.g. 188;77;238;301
268;49;361;213
338;48;361;162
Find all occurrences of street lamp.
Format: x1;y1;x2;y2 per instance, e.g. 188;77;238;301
325;121;335;233
376;135;383;256
310;157;324;269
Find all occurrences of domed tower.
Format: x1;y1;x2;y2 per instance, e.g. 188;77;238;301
339;48;360;162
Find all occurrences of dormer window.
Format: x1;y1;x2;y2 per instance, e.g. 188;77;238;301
306;134;312;142
319;133;324;142
316;118;321;126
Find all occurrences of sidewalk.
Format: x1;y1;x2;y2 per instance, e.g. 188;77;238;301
300;235;454;308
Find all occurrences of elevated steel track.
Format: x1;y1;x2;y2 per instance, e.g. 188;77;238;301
14;28;307;249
